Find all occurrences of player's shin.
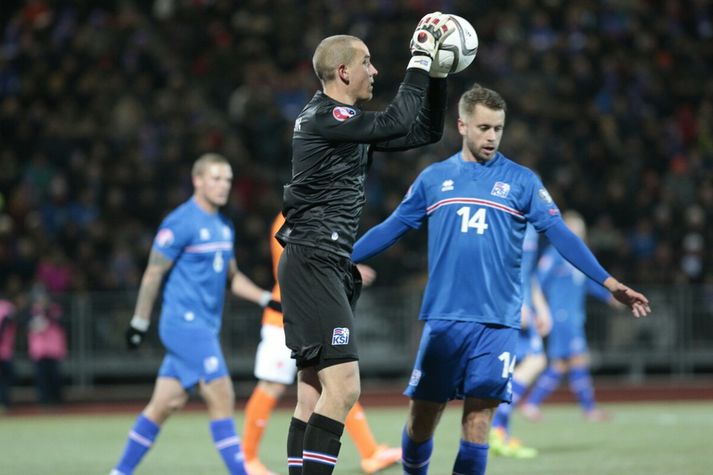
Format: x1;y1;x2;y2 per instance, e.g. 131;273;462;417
302;413;344;474
114;414;160;475
287;417;307;474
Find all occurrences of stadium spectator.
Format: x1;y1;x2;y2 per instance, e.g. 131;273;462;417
26;283;67;406
0;297;17;410
0;2;710;300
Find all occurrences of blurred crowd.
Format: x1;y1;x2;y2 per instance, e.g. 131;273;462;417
1;0;712;304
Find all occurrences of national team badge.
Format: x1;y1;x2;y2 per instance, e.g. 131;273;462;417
538;188;554;203
204;356;219;374
156;228;174;247
491;181;510;198
332;106;356;122
441;179;454;192
331;327;350;345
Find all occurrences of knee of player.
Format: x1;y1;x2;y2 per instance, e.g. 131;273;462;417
166;393;189;413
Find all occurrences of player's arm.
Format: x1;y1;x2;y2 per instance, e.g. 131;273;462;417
586;279;624;308
544;221;651;318
352;214;412;263
531;279;552;337
228;259;281;311
126;249;173;349
372;77;447;152
315;13;453;144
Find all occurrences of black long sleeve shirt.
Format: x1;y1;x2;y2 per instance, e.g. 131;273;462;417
277;69;447;258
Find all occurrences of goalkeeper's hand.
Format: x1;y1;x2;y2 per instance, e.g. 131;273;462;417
259;290;282;312
126;316;149;350
410;12;454;60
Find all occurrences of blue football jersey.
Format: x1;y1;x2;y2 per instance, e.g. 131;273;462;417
394;152;562;328
152;198;235;334
537;245;610;327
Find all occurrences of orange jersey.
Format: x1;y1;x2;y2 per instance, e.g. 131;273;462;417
262;213;285;327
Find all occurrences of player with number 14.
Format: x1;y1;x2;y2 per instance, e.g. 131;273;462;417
352;84;651;475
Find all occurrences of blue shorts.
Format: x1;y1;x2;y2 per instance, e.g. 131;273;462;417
546;321;587;360
404;320;518;403
158;325;229;389
516;323;544;362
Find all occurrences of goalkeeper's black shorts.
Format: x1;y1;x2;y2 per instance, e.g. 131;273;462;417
277;243;362;371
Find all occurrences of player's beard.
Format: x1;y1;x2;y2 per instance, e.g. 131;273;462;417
465;138;492;163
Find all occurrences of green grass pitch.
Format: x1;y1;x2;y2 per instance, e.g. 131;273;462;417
1;401;710;474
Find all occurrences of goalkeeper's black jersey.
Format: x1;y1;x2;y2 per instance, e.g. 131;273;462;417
276;69;447;258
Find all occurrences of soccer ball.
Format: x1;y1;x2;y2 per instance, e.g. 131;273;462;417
432;15;478;75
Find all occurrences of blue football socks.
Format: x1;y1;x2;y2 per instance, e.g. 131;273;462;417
453;439;489;475
210;418;247;475
527;366;563;406
114;414;160;475
569;366;596;412
401;427;433;475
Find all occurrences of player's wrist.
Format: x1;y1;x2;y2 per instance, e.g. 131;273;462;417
408;55;433;72
130;315;150;332
258;290;272;308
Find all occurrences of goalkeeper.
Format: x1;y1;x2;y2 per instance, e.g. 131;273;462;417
276;12;455;475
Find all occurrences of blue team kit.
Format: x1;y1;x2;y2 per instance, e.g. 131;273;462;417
394;151;562;401
152;198;235;388
538;245;611;360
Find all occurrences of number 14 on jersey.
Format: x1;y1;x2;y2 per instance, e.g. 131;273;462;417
457;206;489;234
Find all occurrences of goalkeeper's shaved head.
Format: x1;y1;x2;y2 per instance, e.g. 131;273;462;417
313;35;363;84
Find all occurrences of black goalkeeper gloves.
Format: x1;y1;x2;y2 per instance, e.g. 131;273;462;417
126;316;149;350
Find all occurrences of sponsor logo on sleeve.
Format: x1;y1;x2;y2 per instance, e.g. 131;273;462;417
332;106;357;122
156;228;174;247
537;188;554;204
331;327;350;345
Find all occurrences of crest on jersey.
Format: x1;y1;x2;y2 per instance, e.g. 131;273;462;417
156;228;174;247
332;106;356;122
331;327;350;345
491;181;510;198
538;188;553;204
441;179;454;192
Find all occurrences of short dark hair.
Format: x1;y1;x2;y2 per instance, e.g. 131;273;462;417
458;83;507;118
312;35;362;84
